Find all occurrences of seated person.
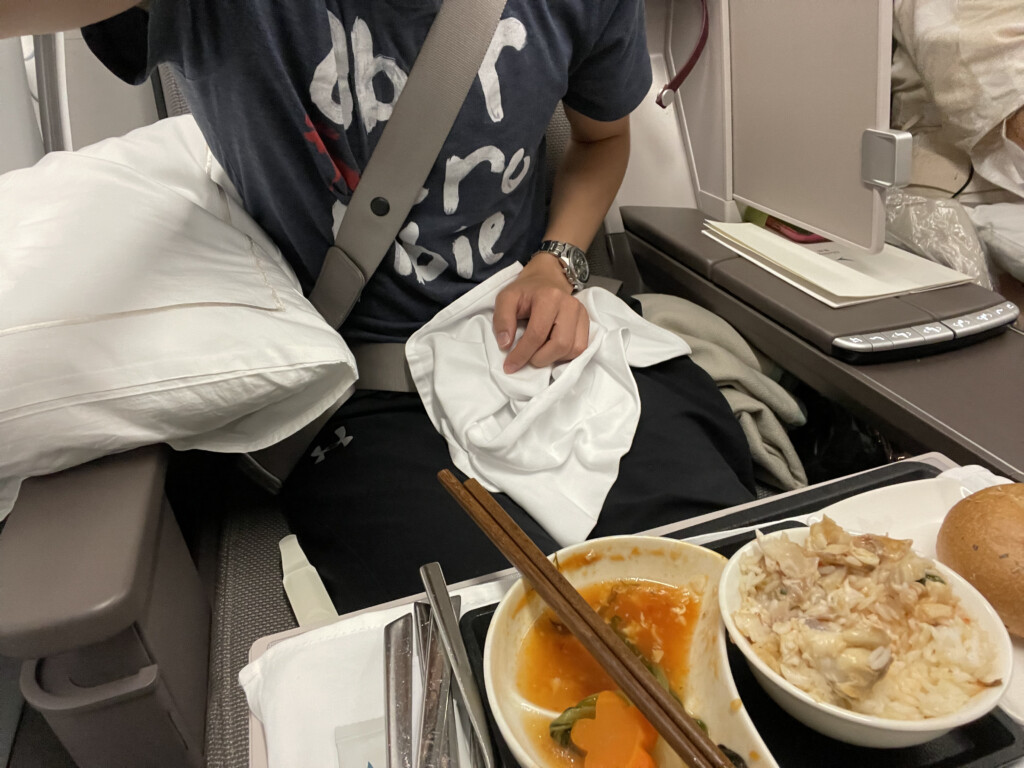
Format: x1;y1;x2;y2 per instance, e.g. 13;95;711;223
892;0;1024;296
0;0;757;612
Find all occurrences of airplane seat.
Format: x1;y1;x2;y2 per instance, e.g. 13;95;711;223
0;49;788;765
0;448;211;768
0;46;225;768
0;57;657;767
192;97;653;768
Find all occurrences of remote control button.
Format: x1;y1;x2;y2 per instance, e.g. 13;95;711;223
910;323;955;344
976;301;1020;327
968;307;1008;332
883;327;925;348
997;301;1020;320
942;315;977;337
833;335;874;352
864;332;894;351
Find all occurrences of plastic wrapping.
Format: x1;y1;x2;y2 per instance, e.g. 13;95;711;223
885;190;994;290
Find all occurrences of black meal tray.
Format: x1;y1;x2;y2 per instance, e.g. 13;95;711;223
458;461;1024;768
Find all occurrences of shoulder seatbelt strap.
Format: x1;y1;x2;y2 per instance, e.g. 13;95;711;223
243;0;506;492
309;0;508;329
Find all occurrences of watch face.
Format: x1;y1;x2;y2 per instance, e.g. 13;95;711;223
571;250;590;282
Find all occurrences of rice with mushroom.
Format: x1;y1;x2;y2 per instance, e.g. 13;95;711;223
732;516;1001;719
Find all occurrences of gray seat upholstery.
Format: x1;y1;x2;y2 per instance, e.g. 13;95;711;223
178;461;296;768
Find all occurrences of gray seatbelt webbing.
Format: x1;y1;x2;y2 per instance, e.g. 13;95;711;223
351;344;417;393
245;0;505;491
310;0;508;329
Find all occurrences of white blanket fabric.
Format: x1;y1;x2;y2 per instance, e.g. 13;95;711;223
892;0;1024;202
406;264;690;546
966;202;1024;283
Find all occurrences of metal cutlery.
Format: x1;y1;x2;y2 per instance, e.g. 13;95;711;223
420;562;495;768
414;599;461;768
384;614;414;768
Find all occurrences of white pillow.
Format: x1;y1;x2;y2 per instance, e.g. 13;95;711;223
0;116;356;519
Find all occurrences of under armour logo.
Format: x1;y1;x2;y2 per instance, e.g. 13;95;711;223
311;426;354;464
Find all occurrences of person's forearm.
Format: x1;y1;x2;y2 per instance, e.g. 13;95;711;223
542;126;630;252
0;0;139;37
495;115;630;371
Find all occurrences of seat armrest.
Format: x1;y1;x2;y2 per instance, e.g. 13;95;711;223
0;447;168;659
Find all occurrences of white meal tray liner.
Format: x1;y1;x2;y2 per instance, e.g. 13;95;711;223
240;573;516;768
239;465;1023;768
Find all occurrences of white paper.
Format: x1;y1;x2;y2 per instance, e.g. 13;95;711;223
704;221;971;307
335;719;386;768
703;230;856;308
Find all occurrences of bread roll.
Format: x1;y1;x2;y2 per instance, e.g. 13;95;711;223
936;483;1024;637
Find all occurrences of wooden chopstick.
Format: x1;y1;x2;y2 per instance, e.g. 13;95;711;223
437;469;732;768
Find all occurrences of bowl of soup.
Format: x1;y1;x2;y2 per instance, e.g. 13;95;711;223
483;535;776;768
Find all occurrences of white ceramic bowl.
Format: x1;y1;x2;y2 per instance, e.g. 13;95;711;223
719;527;1014;749
484;535;777;768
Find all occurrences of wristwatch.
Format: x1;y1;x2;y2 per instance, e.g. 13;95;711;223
538;239;590;292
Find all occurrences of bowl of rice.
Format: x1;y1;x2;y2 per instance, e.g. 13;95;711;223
719;516;1013;748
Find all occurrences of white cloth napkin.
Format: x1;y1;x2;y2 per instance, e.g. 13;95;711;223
239;606;407;768
405;263;690;545
240;575;518;768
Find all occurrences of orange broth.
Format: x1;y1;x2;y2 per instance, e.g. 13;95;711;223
514;579;701;765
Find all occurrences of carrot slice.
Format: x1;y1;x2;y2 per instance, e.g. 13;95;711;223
570;690;658;768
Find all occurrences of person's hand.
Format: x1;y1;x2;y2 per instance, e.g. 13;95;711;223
493;252;590;374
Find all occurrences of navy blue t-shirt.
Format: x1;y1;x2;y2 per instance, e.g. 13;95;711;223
84;0;652;342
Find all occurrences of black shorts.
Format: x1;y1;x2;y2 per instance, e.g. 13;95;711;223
281;355;755;613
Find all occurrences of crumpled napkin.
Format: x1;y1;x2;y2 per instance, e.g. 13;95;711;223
406;263;690;545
